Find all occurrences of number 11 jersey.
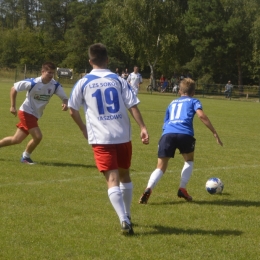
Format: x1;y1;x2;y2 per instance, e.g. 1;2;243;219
162;96;203;137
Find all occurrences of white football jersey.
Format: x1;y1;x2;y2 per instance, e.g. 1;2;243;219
14;77;68;118
127;72;142;95
68;69;140;144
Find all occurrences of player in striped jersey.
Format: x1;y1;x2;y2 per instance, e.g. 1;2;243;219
0;62;68;164
68;43;149;235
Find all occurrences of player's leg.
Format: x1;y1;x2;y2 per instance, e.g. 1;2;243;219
177;135;196;201
104;169;133;234
139;134;176;204
119;168;132;220
93;144;133;234
117;142;133;223
21;127;42;164
0;128;28;147
139;157;169;204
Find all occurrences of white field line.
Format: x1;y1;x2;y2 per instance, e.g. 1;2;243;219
1;164;259;188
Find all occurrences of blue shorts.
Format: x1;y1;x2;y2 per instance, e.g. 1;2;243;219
158;133;196;158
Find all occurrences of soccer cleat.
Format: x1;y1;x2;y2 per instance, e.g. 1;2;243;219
139;188;152;204
177;188;192;201
121;221;134;235
20;156;35;165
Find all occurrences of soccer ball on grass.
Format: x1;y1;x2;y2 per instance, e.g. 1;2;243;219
205;177;224;194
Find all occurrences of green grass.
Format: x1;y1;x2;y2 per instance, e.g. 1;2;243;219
0;79;260;259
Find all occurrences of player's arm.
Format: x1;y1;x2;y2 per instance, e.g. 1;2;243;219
128;105;149;145
10;86;17;116
56;86;69;111
69;108;88;140
196;109;223;146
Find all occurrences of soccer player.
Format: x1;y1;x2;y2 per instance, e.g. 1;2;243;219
68;43;149;235
127;66;142;95
139;78;222;204
0;62;68;164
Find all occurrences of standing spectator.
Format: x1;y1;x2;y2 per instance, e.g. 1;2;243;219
139;78;222;204
121;70;126;79
224;80;233;98
127;66;143;95
124;68;129;80
0;62;68;164
115;68;120;76
68;43;149;235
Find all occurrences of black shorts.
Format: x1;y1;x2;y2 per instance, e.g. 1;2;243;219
158;133;196;158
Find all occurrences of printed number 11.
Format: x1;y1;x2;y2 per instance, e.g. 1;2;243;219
170;103;183;120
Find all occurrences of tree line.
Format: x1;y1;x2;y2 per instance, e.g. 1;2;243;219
1;0;260;85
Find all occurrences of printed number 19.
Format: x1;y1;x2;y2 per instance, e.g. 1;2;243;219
170;103;183;120
92;87;120;115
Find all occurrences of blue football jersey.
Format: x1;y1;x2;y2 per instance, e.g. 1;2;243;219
162;96;203;136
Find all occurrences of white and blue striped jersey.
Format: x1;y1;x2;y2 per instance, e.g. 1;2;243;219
162;96;203;137
14;77;68;118
68;69;140;144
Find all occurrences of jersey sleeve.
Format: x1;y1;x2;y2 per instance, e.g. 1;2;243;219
68;81;84;111
14;79;33;92
55;85;68;101
193;99;203;111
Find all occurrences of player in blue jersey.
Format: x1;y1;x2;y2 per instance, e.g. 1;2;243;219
68;43;149;235
0;62;68;164
139;78;222;204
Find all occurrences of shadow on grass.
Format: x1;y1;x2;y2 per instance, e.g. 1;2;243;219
150;198;260;207
0;158;96;168
38;161;96;168
144;225;243;236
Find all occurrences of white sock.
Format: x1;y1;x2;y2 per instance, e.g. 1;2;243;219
108;186;129;224
180;161;194;188
23;151;30;158
147;169;164;190
120;182;133;218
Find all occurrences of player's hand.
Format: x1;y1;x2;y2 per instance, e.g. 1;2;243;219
62;103;68;111
62;99;68;111
10;107;17;117
141;129;149;145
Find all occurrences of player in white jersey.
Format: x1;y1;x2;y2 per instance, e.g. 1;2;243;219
139;78;223;204
127;66;142;95
68;43;149;235
0;62;68;164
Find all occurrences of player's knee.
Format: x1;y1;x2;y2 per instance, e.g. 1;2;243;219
12;136;24;144
34;133;43;143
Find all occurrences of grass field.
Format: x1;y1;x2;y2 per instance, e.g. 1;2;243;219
0;78;260;260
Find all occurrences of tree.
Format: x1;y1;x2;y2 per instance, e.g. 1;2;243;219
184;0;258;85
104;0;180;85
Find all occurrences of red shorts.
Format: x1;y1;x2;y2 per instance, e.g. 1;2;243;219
16;110;39;135
92;142;132;172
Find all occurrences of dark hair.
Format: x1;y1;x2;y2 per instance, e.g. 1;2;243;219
42;61;56;71
88;43;108;67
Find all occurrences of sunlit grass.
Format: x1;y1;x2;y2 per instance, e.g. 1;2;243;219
0;80;260;259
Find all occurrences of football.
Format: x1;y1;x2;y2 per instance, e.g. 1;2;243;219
205;177;224;194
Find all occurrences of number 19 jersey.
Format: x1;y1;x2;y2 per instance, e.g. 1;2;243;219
162;96;203;137
68;69;140;144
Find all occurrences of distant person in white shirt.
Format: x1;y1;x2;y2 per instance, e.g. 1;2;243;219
0;62;68;164
127;66;142;95
68;43;149;235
